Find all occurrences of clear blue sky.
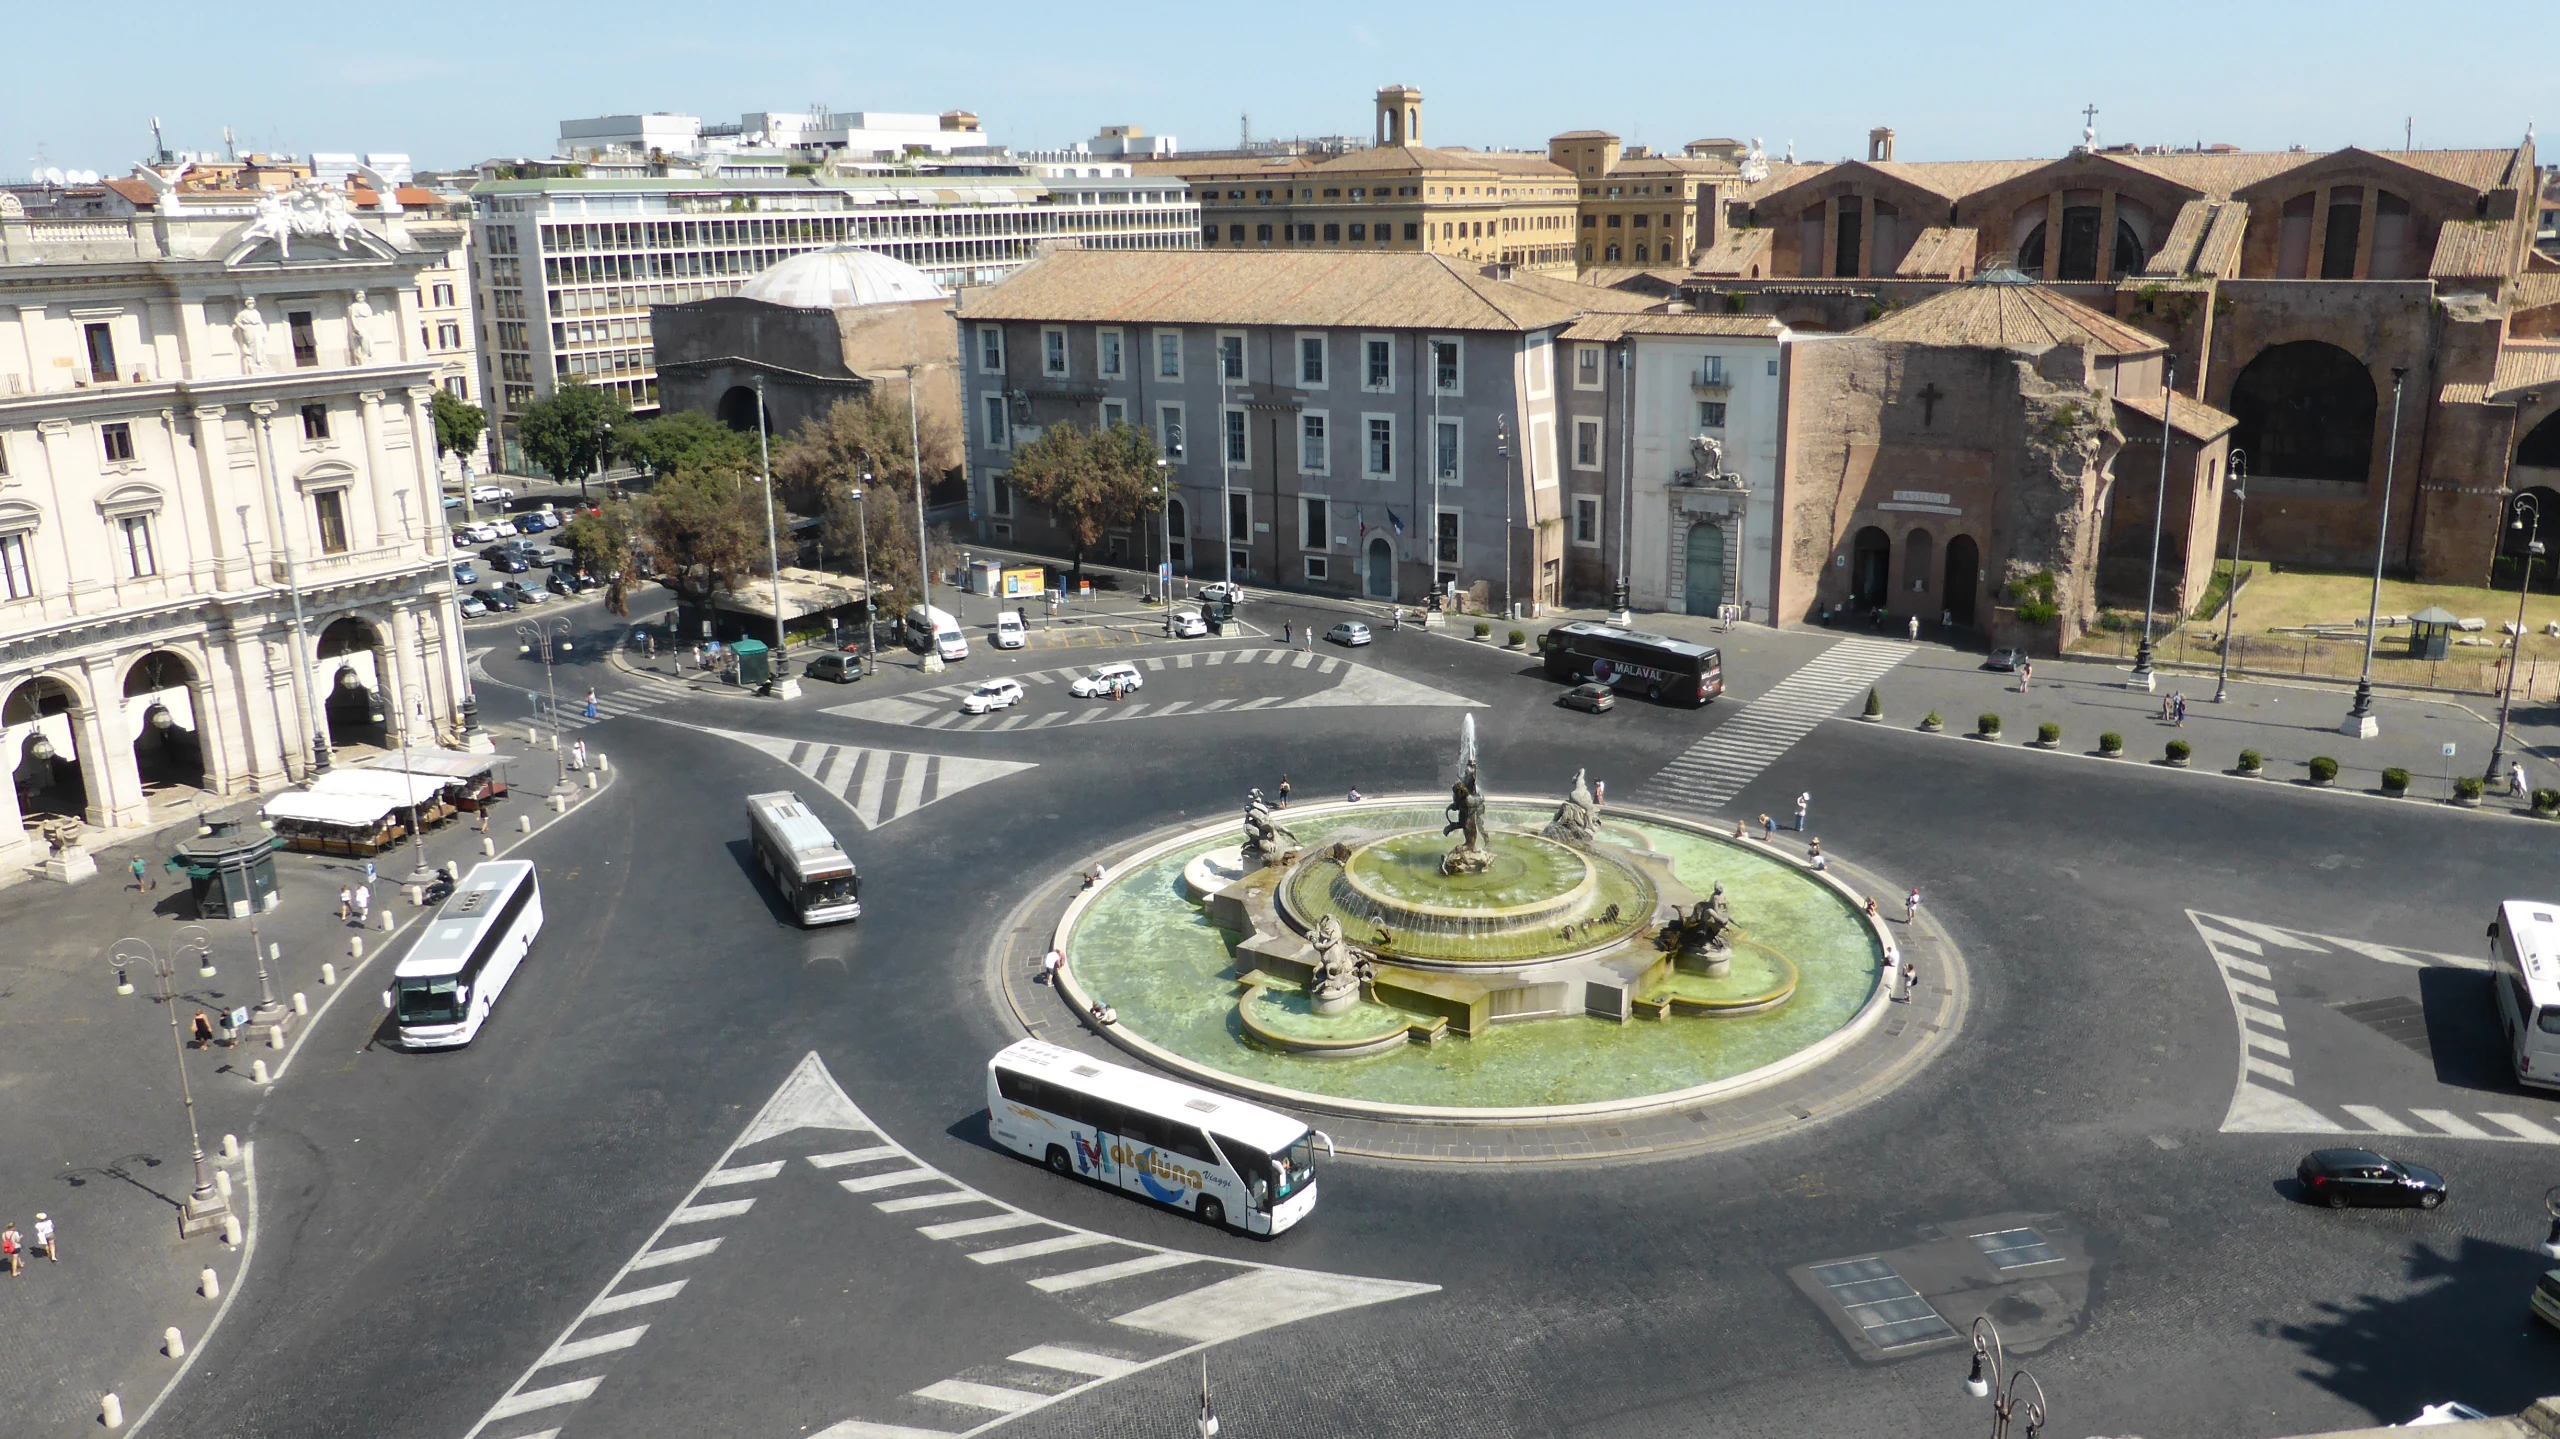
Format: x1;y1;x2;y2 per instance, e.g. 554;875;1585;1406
8;0;2550;177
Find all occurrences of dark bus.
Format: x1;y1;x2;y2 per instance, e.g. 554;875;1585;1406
1538;622;1724;706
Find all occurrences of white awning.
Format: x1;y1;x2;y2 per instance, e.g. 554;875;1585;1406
265;791;402;826
312;769;447;805
366;748;509;782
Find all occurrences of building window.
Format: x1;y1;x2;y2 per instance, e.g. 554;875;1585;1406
433;283;455;307
443;376;467;397
1573;417;1602;470
1098;329;1124;377
1364;337;1392;391
982;394;1009;449
1403;223;1418;241
1301;495;1329;550
1042;329;1068;376
1101;400;1126;429
301;403;331;441
1366;416;1394;477
1300;413;1328;472
289;311;318;368
1697;401;1728;429
1604;244;1621;262
1576;344;1604;389
0;532;30;600
101;422;135;464
1228;225;1245;243
978;325;1004;373
1158;403;1185;459
1202;224;1220;246
1299;335;1326;387
1218;334;1245;382
1156;332;1181;379
1434;418;1460;480
1436;509;1460;568
118;514;157;577
1223;408;1247;465
1349;223;1366;241
991;477;1014;517
1431;338;1460;394
1304;555;1330;581
1573;495;1601;547
1256;223;1273;244
312;490;350;554
84;322;119;383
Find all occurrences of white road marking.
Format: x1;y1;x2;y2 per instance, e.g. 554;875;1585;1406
536;1325;649;1369
2243;1056;2295;1084
915;1212;1048;1241
807;1145;903;1169
2482;1113;2560;1141
2411;1109;2493;1138
2226;979;2281;1005
484;1379;603;1422
969;1232;1117;1265
2234;1003;2287;1031
2218;955;2274;981
2341;1105;2416;1134
668;1198;756;1225
584;1280;688;1317
1634;637;1910;813
1028;1252;1209;1292
2243;1031;2292;1058
875;1190;991;1214
669;725;1035;831
628;1239;721;1271
1112;1270;1435;1343
702;1162;784;1187
839;1168;942;1193
1011;1345;1141;1378
915;1379;1051;1414
813;1424;960;1439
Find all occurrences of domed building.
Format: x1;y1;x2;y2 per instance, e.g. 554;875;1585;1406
651;246;959;443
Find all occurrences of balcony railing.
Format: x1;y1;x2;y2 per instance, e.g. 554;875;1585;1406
1691;367;1729;393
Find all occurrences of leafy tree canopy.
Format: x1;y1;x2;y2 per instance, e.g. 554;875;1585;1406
517;378;627;491
1003;421;1161;582
617;409;757;479
429;389;487;461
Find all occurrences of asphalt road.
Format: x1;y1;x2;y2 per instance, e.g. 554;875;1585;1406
164;593;2560;1439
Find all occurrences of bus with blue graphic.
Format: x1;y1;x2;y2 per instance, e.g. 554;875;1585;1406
986;1039;1327;1234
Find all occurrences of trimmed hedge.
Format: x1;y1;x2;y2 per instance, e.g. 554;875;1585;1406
2098;732;2124;754
2381;767;2411;790
2309;756;2340;783
1977;712;2002;736
2037;721;2060;745
2238;748;2264;771
2166;739;2192;762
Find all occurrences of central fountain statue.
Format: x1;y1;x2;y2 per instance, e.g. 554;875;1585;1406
1305;912;1372;1014
1441;715;1491;875
1544;768;1601;845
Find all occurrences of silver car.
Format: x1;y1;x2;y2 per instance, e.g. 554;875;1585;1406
1326;621;1372;647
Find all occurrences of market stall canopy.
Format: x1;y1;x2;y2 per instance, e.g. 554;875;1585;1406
364;748;511;782
312;769;446;805
265;791;403;826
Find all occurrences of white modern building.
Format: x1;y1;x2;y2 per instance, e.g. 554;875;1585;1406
0;177;471;871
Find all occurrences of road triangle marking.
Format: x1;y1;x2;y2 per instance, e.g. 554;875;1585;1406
738;1052;876;1148
670;722;1036;830
1281;660;1481;709
2222;1082;2344;1134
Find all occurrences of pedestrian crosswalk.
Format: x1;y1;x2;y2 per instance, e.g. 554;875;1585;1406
466;648;679;735
830;646;1476;730
465;1054;1437;1439
1633;638;1911;815
679;724;1036;830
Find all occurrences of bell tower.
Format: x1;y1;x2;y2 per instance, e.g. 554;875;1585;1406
1375;86;1423;148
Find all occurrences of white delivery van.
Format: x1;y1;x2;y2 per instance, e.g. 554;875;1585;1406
905;605;969;662
995;611;1027;649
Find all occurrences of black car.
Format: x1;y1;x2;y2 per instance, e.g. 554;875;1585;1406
2296;1148;2448;1209
568;570;603;592
472;586;519;613
480;546;530;573
545;572;578;596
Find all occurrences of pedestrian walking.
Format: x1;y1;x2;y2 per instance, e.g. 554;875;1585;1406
353;883;372;924
1759;812;1776;841
1277;775;1292;808
1041;948;1063;984
1907;615;1920;642
1283;621;1293;644
583;689;599;720
691;644;703;671
32;1213;54;1262
2019;658;2032;692
2174;692;2187;725
1593;779;1606;809
1900;957;1919;1000
338;886;353;921
1905;886;1923;924
191;1009;214;1049
130;856;149;891
1940;608;1953;630
571;740;587;771
478;805;491;834
2;1222;20;1277
645;633;657;661
1795;791;1810;832
2512;762;2530;798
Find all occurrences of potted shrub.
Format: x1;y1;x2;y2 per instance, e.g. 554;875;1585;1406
2237;748;2265;776
2165;739;2192;768
1977;712;2002;740
1920;710;1945;733
2036;721;2060;749
1862;688;1883;722
2454;775;2485;808
2534;787;2560;818
2307;756;2339;787
2098;731;2124;757
1472;620;1493;640
1507;627;1527;648
2380;766;2411;798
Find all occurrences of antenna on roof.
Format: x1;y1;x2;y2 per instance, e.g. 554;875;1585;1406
151;116;168;164
222;125;236;162
2406;116;2413;150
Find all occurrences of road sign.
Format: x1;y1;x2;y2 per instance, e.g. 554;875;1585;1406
2444;742;2458;757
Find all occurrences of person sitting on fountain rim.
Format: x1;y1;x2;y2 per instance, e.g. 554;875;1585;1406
1807;838;1826;871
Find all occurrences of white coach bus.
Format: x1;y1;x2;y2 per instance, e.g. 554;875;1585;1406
386;860;543;1048
987;1039;1328;1234
2490;901;2560;1086
746;791;861;926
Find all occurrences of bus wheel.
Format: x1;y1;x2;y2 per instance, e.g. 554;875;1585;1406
1046;1146;1071;1176
1196;1197;1225;1229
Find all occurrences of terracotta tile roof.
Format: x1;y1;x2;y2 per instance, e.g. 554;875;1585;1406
1734;162;1832;205
1549;130;1617;141
1865;158;2048;199
103;177;156;207
1308;145;1534;176
1574;265;1690;291
1857;278;2164;356
2110;150;2318;198
957;249;1583;333
1609;155;1737;177
1559;312;1785;341
2495;346;2560;398
2194;201;2250;277
1689;227;1773;278
2113;390;2238;443
1500;271;1661;312
2371;148;2525;192
2432;215;2520;280
2141;201;2217;277
2515;274;2560;313
1894;226;1977;279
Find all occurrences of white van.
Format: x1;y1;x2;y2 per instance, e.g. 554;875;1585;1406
905;605;969;662
994;611;1027;649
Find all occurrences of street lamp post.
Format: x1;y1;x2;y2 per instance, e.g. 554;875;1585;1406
110;933;231;1237
516;617;571;790
1154;458;1175;636
852;476;877;676
1612;346;1633;622
1962;1315;2048;1439
2343;366;2412;738
2487;491;2545;787
397;698;435;886
2129;355;2179;693
905;365;940;675
2214;449;2249;704
750;379;796;695
1497;415;1515;620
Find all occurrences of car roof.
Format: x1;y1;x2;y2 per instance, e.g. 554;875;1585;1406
2307;1148;2389;1167
1090;662;1138;674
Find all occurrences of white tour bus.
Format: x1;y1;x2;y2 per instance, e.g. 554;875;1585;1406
904;604;969;662
386;860;544;1047
2491;900;2560;1086
747;790;861;925
987;1038;1327;1234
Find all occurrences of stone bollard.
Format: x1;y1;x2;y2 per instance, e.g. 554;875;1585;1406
443;859;461;882
585;770;597;791
407;884;424;907
221;1215;242;1247
292;992;308;1016
377;909;393;933
549;794;566;813
518;815;532;834
349;936;364;960
597;752;610;771
266;1025;283;1049
220;1133;240;1160
549;732;560;752
320;963;336;986
164;1328;185;1360
250;1059;270;1084
216;1170;233;1200
481;837;495;857
102;1394;123;1429
200;1268;220;1300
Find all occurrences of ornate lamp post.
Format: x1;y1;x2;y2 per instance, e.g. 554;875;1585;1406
110;933;231;1236
1497;414;1515;620
1962;1315;2048;1439
2342;366;2411;738
2214;449;2249;704
851;475;877;676
2487;490;2544;788
2129;355;2178;692
515;617;572;790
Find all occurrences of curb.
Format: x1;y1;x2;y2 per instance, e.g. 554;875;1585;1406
122;1143;257;1439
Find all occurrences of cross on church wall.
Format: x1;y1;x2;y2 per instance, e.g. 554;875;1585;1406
1915;382;1944;425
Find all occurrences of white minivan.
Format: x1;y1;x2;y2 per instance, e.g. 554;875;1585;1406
905;605;969;662
994;611;1027;649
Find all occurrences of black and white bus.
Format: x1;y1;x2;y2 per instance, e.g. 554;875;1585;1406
1538;621;1724;705
747;791;861;926
386;860;543;1048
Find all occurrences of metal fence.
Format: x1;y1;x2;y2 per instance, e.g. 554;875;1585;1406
2073;626;2560;702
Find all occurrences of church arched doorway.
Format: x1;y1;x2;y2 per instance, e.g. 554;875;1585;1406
2227;342;2375;483
123;650;205;793
1902;528;1934;601
1683;521;1725;616
1365;537;1396;600
1850;526;1891;610
716;385;762;434
1944;535;1982;625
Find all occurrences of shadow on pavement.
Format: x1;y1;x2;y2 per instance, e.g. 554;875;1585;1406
2422;966;2527;1095
2274;1234;2559;1423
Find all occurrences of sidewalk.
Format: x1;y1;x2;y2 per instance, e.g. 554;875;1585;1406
0;738;617;1436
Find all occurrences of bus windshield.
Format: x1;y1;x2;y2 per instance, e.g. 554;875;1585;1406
804;873;858;906
396;977;462;1026
1230;1131;1316;1206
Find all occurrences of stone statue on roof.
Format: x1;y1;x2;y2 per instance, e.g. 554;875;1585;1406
233;295;269;374
346;289;375;365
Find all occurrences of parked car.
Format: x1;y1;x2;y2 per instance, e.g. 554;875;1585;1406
473;587;518;613
516;511;549;533
567;570;603;592
501;580;550;606
492;518;520;538
2402;1402;2490;1426
962;678;1026;714
1197;581;1246;605
1169;609;1208;638
527;543;576;568
994;611;1027;649
802;652;861;684
2533;1270;2560;1332
456;593;489;618
462;522;500;543
449;530;474;552
1560;682;1616;713
469;483;514;504
2295;1148;2447;1209
452;561;479;586
1326;621;1373;647
1984;647;2027;672
480;547;529;573
545;572;578;597
1070;662;1144;698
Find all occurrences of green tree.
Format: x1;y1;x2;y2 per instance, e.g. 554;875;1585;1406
517;378;628;500
1002;420;1158;584
616;409;757;480
429;389;486;465
639;467;766;619
560;504;638;616
772;394;963;618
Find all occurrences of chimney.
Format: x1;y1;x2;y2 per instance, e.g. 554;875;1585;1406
1868;127;1896;163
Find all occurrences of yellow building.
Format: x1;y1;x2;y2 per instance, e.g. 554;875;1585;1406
1549;132;1740;271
